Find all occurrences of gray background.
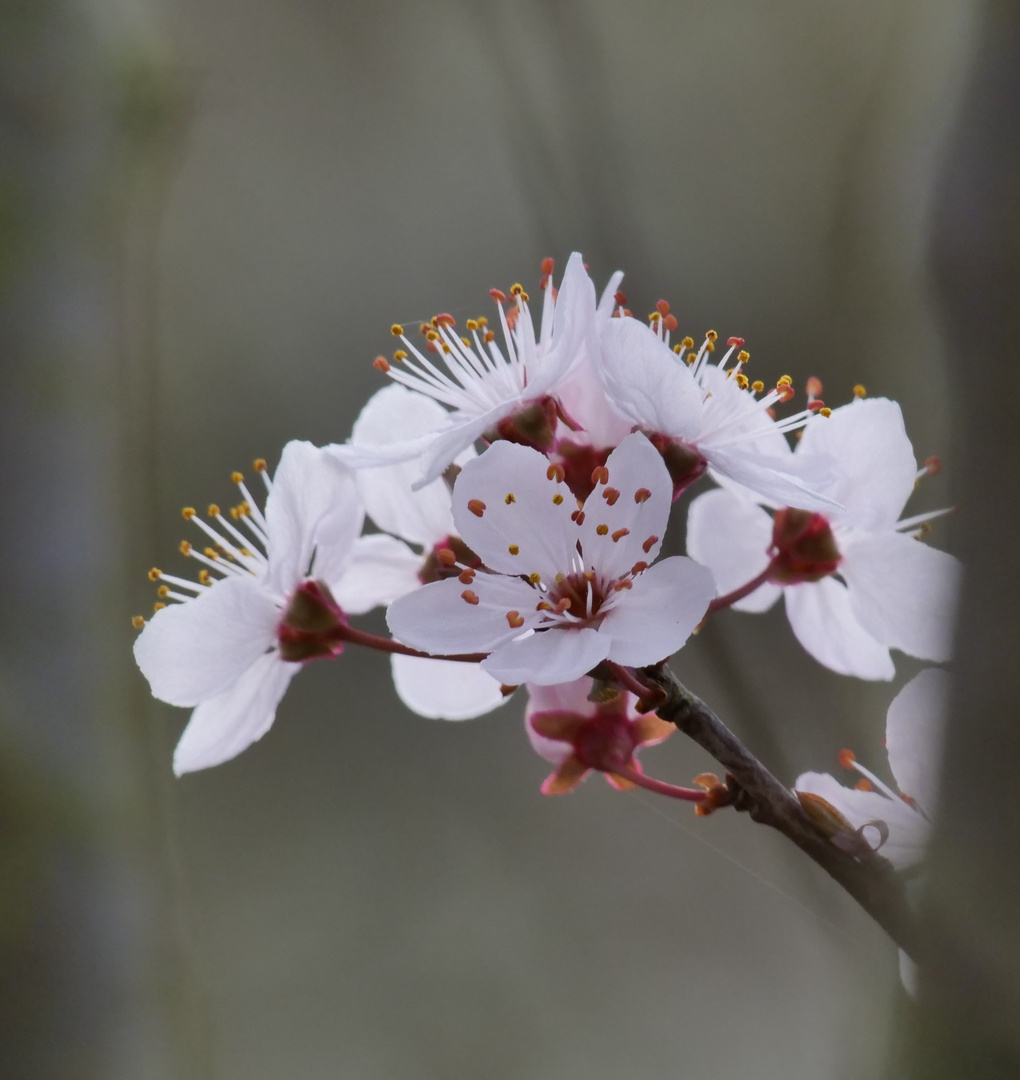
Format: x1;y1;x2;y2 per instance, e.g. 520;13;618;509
0;0;992;1077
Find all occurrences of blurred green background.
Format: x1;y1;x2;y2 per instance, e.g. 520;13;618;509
0;0;1000;1077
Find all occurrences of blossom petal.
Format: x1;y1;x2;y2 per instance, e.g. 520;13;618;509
796;398;916;529
597;316;704;438
350;385;465;547
172;652;298;775
885;668;949;813
417;404;517;488
387;573;540;655
577;432;673;577
600;556;716;667
389;654;508;721
686;489;781;613
542;756;590;796
525;677;598;719
794;771;927;869
451;439;578;581
841;532;961;663
483;626;611;686
265;441;364;593
784;578;895;680
705;446;841;514
133;576;281;706
330;533;423;615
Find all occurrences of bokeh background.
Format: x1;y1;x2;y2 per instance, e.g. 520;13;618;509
4;0;1017;1077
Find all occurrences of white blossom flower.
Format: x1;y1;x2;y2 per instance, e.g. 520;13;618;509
347;384;507;720
687;397;961;680
525;677;675;794
386;432;716;686
795;667;948;869
597;312;839;508
134;441;397;774
340;253;596;488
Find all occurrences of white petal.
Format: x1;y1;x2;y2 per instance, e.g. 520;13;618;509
390;654;507;720
387;573;540;656
265;441;364;592
704;446;842;514
885;668;949;812
329;533;423;615
899;951;919;998
577;432;672;578
350;385;464;547
483;625;611;686
134;576;281;706
600;556;716;666
794;771;928;869
784;578;895;680
597;316;704;438
841;532;961;662
686;489;780;613
417;405;516;488
524;677;597;720
172;652;298;775
541;251;597;388
796;398;917;529
451;439;578;581
555;357;635;447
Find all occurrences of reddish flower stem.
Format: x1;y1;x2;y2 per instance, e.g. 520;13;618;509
706;560;777;614
605;661;655;700
611;764;707;803
337;624;488;664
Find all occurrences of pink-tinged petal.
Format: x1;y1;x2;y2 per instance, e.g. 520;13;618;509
350;385;465;547
600;556;716;667
389;654;508;721
265;441;364;593
794;771;928;869
577;432;672;577
134;576;281;707
525;677;598;720
686;489;780;614
841;532;961;663
387;573;539;656
885;668;949;812
597;316;704;438
797;398;917;529
528;710;588;743
483;626;611;687
555;358;635;447
330;533;423;615
784;578;894;680
526;712;576;767
172;652;298;775
451;440;577;581
704;446;841;514
541;755;591;796
541;251;597;387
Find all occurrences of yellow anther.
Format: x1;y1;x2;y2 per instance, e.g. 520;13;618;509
390;323;404;336
230;507;240;520
854;384;867;398
476;316;488;327
153;602;166;612
240;501;251;515
510;283;524;296
199;569;211;585
820;407;832;417
253;458;267;472
484;331;495;343
751;380;764;393
648;311;660;322
157;585;169;598
204;547;219;559
508;544;520;555
182;507;196;519
552;493;564;505
132;615;145;630
706;330;718;342
393;349;407;361
441;343;450;354
148;567;161;581
777;375;793;387
466;319;478;331
737;350;750;363
505;492;516;504
426;330;439;341
681;336;694;349
461;336;471;347
705;342;715;352
673;343;683;354
735;373;749;390
528;573;541;584
231;471;244;484
179;540;192;556
207;503;220;517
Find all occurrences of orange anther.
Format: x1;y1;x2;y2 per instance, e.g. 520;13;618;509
727;337;745;348
634;488;651;504
642;535;659;554
838;749;856;770
458;569;475;585
373;356;390;372
461;590;480;605
591;465;609;486
437;547;457;566
854;779;873;792
805;376;823;398
613;579;633;591
489;288;506;303
546;463;565;482
611;528;630;543
541;257;554;275
603;487;620;506
435;312;456;327
467;499;486;518
663;314;677;332
777;384;795;404
631;561;648;575
925;455;942;476
506;610;525;629
656;299;670;316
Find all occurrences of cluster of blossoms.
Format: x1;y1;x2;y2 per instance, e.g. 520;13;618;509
133;253;958;879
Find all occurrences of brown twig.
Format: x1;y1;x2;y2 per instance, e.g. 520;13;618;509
642;663;921;959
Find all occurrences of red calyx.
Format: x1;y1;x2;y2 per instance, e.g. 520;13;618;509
485;397;559;454
646;432;708;501
768;508;841;584
277;580;347;662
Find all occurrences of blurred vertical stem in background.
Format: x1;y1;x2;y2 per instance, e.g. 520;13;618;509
908;1;1020;1076
0;1;200;1076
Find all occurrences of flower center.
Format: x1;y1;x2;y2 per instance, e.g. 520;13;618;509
277;580;347;663
768;508;841;584
545;571;610;625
